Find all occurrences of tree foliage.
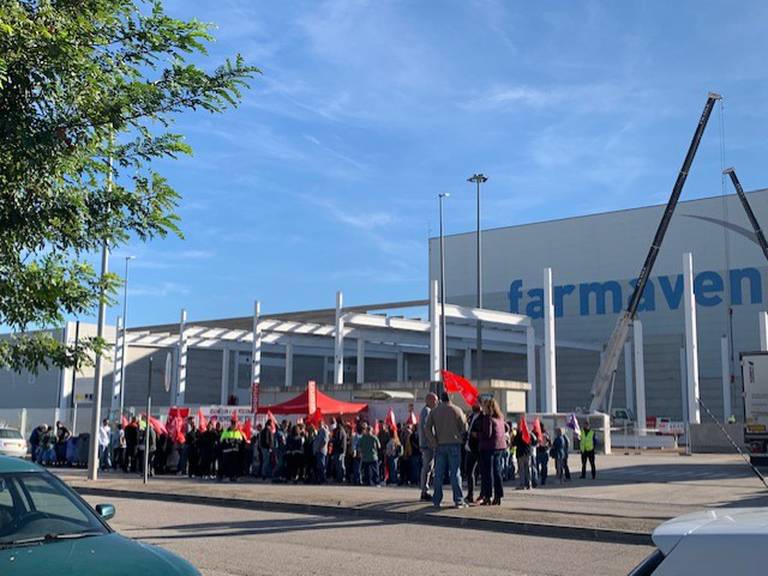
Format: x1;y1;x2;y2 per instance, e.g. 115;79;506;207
0;0;258;371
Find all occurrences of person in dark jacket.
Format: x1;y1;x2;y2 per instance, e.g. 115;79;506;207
479;399;508;505
513;423;532;489
124;417;139;472
552;428;567;484
184;419;199;477
464;404;483;504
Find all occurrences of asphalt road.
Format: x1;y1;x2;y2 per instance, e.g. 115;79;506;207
84;496;654;576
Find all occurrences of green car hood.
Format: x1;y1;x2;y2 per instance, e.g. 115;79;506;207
0;532;199;576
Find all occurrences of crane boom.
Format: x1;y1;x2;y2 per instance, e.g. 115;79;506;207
589;92;722;413
723;168;768;263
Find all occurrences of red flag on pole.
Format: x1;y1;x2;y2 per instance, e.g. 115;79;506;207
532;417;542;438
197;407;207;430
441;370;479;407
518;415;531;445
242;418;253;442
372;419;381;436
266;410;277;428
120;414;129;428
405;410;417;426
141;414;168;436
385;408;397;432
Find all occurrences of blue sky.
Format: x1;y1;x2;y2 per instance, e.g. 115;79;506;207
95;0;768;328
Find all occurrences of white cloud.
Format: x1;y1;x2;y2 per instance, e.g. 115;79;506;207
129;282;191;298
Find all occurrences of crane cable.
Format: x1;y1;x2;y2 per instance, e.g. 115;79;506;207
698;396;768;489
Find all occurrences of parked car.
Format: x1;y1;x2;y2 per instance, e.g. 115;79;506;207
628;507;766;575
0;456;200;575
0;428;27;458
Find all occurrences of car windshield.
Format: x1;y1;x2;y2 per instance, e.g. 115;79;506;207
0;472;108;546
0;430;22;439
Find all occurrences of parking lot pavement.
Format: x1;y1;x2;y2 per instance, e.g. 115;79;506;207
86;496;654;576
62;452;768;542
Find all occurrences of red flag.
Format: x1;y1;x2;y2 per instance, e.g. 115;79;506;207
406;411;418;426
266;410;277;428
532;417;542;438
441;370;479;407
197;408;207;430
307;407;323;427
243;418;253;442
518;416;531;445
385;408;397;432
141;414;168;436
120;414;129;428
372;420;380;435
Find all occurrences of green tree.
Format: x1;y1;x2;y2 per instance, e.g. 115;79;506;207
0;0;257;371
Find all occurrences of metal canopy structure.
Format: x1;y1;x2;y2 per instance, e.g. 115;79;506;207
114;289;601;408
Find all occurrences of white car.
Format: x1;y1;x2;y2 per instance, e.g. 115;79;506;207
629;508;766;575
0;428;27;458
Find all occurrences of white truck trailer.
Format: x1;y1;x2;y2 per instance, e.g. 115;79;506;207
741;351;768;465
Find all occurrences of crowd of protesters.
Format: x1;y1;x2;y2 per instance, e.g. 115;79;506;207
27;394;597;505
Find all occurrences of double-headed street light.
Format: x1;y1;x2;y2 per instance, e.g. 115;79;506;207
467;173;488;380
438;193;450;375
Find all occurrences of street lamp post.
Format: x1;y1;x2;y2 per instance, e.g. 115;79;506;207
467;173;488;380
438;193;450;375
118;255;135;415
87;141;113;481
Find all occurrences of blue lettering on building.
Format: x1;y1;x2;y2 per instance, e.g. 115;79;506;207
508;267;763;319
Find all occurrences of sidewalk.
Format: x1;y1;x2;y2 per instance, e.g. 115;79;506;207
60;453;767;546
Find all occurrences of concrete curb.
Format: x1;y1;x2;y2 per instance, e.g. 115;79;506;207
74;485;653;547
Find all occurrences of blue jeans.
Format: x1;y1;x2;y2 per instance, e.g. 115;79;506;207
433;444;463;506
99;445;111;470
333;453;346;482
260;448;272;479
352;458;362;485
386;456;399;484
362;460;379;486
315;453;327;483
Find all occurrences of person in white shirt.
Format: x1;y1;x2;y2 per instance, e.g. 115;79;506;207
98;419;112;471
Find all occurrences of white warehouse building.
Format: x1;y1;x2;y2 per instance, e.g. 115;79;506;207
430;188;768;422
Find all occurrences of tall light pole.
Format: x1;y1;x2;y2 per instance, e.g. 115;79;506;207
467;173;487;380
118;255;135;415
88;139;113;482
438;193;450;374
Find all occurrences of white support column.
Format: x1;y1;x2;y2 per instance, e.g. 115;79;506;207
356;338;365;384
543;267;557;413
396;351;405;382
721;335;732;420
760;311;768;351
176;308;187;406
633;320;647;436
111;316;123;411
251;301;262;393
334;291;345;385
220;347;229;405
429;280;441;382
624;341;634;414
683;253;701;424
526;326;537;413
463;347;472;379
680;346;689;422
285;340;294;388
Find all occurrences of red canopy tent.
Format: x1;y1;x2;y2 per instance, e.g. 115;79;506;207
257;383;367;416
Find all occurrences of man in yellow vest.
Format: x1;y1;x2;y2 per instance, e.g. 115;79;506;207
220;419;244;482
579;420;596;479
